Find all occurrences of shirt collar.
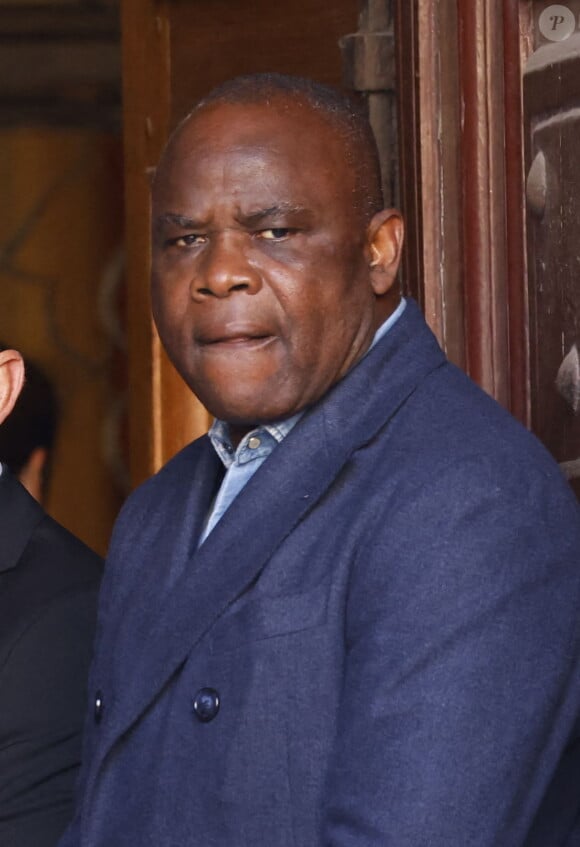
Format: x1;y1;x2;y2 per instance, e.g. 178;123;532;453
209;413;303;470
370;296;406;349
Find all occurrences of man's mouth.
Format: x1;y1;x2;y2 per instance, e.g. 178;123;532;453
206;335;274;349
196;325;277;349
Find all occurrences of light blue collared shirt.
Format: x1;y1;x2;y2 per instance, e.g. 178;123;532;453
199;298;407;544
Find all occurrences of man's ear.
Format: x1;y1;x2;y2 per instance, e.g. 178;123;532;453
0;349;24;426
366;209;405;296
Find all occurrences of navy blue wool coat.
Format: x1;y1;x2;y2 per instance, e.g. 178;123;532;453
61;300;580;846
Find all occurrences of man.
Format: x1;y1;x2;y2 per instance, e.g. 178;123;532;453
62;75;580;845
0;347;58;503
0;347;102;847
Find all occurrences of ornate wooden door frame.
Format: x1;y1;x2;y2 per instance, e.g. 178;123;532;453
396;0;529;423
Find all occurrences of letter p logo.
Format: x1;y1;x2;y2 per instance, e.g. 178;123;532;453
539;5;576;42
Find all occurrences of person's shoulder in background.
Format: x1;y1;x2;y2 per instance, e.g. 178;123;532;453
0;470;102;847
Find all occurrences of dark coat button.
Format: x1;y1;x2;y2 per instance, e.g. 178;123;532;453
94;690;104;723
193;687;220;723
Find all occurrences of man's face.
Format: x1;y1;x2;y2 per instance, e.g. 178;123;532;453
151;99;387;427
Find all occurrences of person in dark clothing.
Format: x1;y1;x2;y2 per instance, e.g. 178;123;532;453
0;346;102;847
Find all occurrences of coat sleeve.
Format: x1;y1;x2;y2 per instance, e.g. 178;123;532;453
0;587;98;847
321;455;580;846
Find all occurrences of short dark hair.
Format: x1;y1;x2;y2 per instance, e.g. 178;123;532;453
0;346;58;475
171;73;384;224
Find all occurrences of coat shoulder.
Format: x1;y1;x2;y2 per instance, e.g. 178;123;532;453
115;435;210;526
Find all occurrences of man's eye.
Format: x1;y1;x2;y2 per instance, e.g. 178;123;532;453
258;228;292;241
168;234;206;247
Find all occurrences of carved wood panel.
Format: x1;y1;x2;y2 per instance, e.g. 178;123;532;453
524;32;580;496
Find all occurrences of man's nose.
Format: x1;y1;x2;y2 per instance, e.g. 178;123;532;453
190;234;261;300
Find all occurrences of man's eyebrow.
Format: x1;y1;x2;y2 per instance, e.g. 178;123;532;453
154;212;202;230
238;204;311;226
154;205;312;231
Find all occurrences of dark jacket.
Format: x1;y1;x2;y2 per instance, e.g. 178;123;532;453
62;300;580;846
0;470;102;847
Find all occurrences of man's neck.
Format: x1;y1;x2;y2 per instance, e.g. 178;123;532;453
227;424;256;450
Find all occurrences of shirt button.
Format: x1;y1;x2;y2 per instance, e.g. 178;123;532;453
94;690;104;723
248;436;261;449
193;687;220;723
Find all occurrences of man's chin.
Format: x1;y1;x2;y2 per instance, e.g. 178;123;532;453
190;366;289;423
196;390;294;429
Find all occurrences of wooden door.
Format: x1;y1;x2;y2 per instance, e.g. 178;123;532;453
395;0;528;419
397;0;580;498
524;21;580;497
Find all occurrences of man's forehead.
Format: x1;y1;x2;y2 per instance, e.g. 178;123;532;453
164;96;342;169
153;100;350;205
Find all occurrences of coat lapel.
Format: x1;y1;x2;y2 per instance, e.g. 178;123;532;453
97;301;446;761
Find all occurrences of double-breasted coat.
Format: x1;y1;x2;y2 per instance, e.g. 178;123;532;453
61;301;580;846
